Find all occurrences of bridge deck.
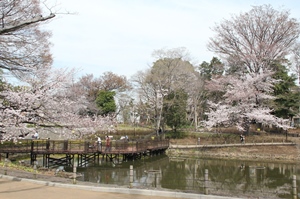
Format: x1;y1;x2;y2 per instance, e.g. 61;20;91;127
0;139;169;155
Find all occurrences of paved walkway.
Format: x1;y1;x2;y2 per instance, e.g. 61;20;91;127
0;175;239;199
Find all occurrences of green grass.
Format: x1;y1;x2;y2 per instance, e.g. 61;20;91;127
0;161;36;173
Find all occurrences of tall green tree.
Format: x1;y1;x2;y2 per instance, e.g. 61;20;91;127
272;63;300;120
96;90;116;116
199;57;224;80
163;89;189;132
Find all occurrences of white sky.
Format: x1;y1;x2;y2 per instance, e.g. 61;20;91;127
43;0;300;79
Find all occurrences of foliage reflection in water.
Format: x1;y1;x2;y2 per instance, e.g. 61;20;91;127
66;155;299;199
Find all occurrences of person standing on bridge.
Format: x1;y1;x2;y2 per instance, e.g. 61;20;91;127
46;138;50;150
32;131;39;139
97;137;102;151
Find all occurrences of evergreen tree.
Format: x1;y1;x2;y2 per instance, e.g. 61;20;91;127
96;90;116;116
272;63;300;120
199;57;224;80
163;89;189;132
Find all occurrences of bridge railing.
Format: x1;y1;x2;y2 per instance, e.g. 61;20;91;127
0;138;170;154
0;139;33;152
33;140;88;153
102;139;169;154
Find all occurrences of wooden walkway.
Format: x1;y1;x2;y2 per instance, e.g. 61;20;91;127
0;139;169;168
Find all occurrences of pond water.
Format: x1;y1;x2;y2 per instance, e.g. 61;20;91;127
64;154;300;199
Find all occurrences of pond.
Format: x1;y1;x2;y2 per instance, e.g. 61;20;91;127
65;154;300;199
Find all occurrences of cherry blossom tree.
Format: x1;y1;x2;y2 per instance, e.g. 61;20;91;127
204;72;290;134
0;68;116;140
0;1;118;140
205;5;299;133
208;5;300;75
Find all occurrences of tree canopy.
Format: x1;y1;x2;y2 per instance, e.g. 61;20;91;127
132;47;198;133
208;5;300;75
271;63;300;119
0;1;117;140
204;5;300;132
96;90;116;116
0;0;55;78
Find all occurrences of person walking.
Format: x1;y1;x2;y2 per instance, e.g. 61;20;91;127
240;134;245;144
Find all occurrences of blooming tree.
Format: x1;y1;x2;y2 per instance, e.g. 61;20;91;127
0;1;117;140
208;5;300;75
0;68;116;140
204;5;299;133
204;72;290;133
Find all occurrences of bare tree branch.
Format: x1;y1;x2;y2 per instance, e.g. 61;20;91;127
208;5;300;74
0;13;55;35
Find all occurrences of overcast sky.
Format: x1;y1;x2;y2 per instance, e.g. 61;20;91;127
43;0;300;79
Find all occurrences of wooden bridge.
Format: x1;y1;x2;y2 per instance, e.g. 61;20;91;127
0;138;169;168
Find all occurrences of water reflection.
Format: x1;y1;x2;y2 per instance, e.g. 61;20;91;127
67;155;300;198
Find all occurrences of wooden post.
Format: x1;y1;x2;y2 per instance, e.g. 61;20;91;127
4;158;8;175
293;175;297;199
129;165;133;188
73;165;77;184
204;169;209;195
46;138;50;150
63;140;68;151
33;161;37;179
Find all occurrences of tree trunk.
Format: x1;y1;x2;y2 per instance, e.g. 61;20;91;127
194;104;198;131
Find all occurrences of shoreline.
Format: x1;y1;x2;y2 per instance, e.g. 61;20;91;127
167;142;300;163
